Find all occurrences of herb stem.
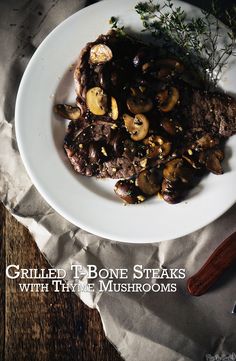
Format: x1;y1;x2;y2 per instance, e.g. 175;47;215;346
134;0;236;86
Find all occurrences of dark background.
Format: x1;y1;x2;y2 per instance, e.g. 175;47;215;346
0;0;235;360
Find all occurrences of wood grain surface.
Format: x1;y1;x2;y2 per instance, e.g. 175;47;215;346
0;202;123;361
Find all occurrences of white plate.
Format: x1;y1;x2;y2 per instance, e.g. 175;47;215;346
15;0;236;243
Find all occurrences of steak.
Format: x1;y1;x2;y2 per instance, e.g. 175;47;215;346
181;89;236;137
64;115;145;178
74;30;144;105
63;30;236;180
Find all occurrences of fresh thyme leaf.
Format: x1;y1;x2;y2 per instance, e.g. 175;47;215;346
109;16;119;28
109;16;126;37
135;0;236;86
136;1;160;14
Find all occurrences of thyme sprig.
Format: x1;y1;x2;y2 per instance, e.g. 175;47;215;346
135;0;236;86
109;16;126;37
109;16;120;29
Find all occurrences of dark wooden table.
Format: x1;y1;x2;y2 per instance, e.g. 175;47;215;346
0;203;123;361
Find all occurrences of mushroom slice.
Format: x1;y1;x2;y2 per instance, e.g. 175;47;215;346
183;155;202;169
142;62;152;73
140;157;148;168
156;89;169;104
157;87;180;113
163;158;183;181
127;95;153;114
205;149;224;175
195;134;219;150
160;118;176;136
114;179;145;204
156;58;184;73
89;44;113;64
110;97;119;120
214;148;224;161
86;87;108;115
54;104;81;120
161;178;185;204
156;67;173;80
206;154;223;175
136;168;161;195
123;114;149;141
144;135;171;159
163;158;194;183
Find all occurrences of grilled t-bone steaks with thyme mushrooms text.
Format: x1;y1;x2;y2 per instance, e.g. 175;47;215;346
55;30;236;204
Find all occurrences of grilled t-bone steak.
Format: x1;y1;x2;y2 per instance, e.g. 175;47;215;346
64;117;145;178
58;29;236;203
74;31;145;105
66;30;154;178
181;89;236;137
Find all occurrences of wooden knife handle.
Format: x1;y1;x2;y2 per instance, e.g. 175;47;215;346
187;232;236;296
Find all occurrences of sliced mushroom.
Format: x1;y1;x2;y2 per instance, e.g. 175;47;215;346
162;179;177;203
144;135;171;159
162;156;194;204
206;152;224;175
89;44;113;64
127;95;153;114
114;179;145;204
158;87;180;113
98;67;110;90
213;148;224;161
156;67;173;80
195;134;219;150
130;87;139;96
161;178;186;204
54;104;81;120
86;87;108;115
156;89;169;105
123;113;149;141
110;97;119;120
136;168;162;195
140;158;148;168
183;155;202;169
163;158;194;183
75;100;87;116
199;148;224;175
142;62;152;73
163;158;184;181
156;58;184;73
160;118;176;136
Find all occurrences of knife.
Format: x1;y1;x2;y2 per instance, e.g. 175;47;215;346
187;231;236;296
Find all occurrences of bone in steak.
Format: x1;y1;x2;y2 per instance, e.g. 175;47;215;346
64;31;236;181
